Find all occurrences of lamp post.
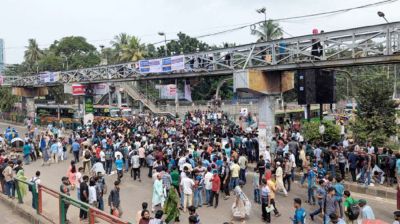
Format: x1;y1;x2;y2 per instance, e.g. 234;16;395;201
377;11;389;23
377;11;397;98
256;7;267;24
158;32;167;56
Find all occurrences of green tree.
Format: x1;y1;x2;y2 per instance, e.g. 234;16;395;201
119;36;146;62
302;120;341;145
165;32;209;55
251;20;283;41
0;87;19;112
350;75;398;145
49;36;100;69
24;39;44;71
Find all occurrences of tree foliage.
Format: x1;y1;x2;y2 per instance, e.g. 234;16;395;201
251;20;283;41
350;75;398;146
302;120;341;145
0;87;19;112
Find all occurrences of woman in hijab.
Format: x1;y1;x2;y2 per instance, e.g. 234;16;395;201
164;187;180;224
16;169;28;200
232;181;251;223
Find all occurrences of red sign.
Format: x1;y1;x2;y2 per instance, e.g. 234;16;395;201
72;84;86;95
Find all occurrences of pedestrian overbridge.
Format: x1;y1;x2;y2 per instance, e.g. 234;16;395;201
9;22;400;88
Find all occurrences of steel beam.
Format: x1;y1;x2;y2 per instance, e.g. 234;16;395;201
10;22;400;87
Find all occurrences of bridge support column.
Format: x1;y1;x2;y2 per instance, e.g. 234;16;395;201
24;97;35;120
258;95;276;156
139;101;143;113
117;90;122;108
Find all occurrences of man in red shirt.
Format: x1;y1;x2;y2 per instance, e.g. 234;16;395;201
209;170;221;208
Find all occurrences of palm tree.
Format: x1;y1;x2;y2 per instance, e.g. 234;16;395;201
119;36;146;62
111;33;131;51
251;19;283;41
24;39;43;70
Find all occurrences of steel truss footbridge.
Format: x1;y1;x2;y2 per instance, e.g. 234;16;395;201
8;22;400;87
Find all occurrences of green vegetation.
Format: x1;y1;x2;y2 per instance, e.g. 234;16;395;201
302;120;341;145
350;74;398;146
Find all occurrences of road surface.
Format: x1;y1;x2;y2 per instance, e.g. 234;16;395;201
0;122;396;224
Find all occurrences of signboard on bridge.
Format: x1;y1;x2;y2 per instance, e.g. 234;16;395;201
39;72;59;84
139;55;185;74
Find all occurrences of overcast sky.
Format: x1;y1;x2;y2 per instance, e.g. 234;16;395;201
1;0;400;64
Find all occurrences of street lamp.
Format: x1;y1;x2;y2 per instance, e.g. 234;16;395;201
377;11;397;98
256;7;267;24
158;32;167;56
377;11;389;23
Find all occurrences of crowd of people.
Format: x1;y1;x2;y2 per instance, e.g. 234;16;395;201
0;109;399;224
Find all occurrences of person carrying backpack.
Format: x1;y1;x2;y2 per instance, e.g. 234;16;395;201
29;171;41;209
343;190;359;223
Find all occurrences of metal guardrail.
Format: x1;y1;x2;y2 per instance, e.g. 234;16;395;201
7;179;131;224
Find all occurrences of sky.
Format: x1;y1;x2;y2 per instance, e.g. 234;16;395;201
1;0;400;64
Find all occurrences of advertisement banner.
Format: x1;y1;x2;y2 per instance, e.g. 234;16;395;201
40;72;59;83
0;75;3;86
93;83;109;95
72;84;86;95
171;55;185;71
84;96;94;114
184;82;192;102
139;55;185;74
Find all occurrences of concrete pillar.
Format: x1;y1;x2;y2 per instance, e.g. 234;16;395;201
25;97;35;120
139;101;143;112
258;95;276;156
117;91;122;108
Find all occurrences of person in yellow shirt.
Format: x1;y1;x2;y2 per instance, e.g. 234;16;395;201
230;160;240;190
265;170;281;217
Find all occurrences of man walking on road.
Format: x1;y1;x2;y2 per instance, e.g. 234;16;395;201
109;180;122;217
71;139;80;163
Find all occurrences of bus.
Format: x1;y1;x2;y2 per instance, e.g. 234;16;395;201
35;104;80;127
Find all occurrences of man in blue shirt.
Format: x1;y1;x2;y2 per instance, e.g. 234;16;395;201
306;166;316;205
292;198;306;224
115;155;123;181
23;142;31;165
50;140;59;164
348;149;358;182
71;140;80;163
334;177;345;218
310;180;326;221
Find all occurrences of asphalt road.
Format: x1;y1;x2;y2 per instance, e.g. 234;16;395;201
0;122;396;224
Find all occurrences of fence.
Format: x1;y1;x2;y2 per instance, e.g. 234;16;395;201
8;179;131;224
0;111;28;124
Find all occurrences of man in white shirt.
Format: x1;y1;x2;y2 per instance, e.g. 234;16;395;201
204;167;213;205
288;150;296;181
88;179;97;207
367;141;375;154
180;172;194;212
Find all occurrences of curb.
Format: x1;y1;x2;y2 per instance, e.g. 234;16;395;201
0;194;51;224
293;173;397;200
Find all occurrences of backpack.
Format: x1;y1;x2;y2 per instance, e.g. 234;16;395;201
347;201;360;220
84;150;91;159
105;151;112;160
389;156;396;170
28;177;39;192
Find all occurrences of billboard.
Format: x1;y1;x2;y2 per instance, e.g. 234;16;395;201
39;72;59;83
139;55;185;74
